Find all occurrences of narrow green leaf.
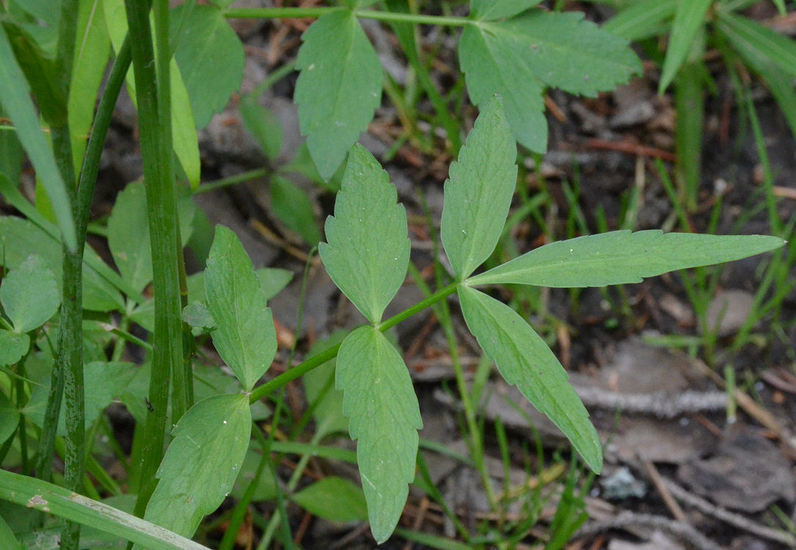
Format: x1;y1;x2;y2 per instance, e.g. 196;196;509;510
658;0;712;93
717;11;796;80
292;477;367;523
0;106;23;184
69;0;112;170
0;330;29;365
303;332;348;437
337;326;422;543
171;4;245;129
441;97;516;280
270;176;321;245
240;95;283;161
140;394;251;541
0;513;23;550
458;285;602;472
0;26;76;251
319;145;409;324
470;0;541;20
0;254;59;333
205;225;277;391
107;182;195;294
0;469;210;550
468;230;786;288
771;0;786;16
602;0;676;41
0;391;19;445
295;10;383;179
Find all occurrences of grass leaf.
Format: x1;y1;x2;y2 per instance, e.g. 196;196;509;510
658;0;712;93
0;254;59;333
716;10;796;80
602;0;676;41
140;394;251;542
468;230;786;287
205;226;277;391
0;25;76;251
458;285;602;472
319;145;409;324
295;10;382;179
441;97;517;279
337;326;422;543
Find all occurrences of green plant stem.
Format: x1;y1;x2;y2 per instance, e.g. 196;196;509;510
248;282;458;404
225;7;472;27
193;168;268;194
124;0;185;515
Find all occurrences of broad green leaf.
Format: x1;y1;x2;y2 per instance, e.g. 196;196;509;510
140;394;251;542
602;0;676;41
470;0;541;20
171;4;245;129
69;0;112;170
295;10;383;179
257;268;293;302
107;182;195;294
0;513;22;550
240;95;283;161
658;0;712;93
337;326;422;543
292;477;367;522
0;330;28;365
0;255;59;333
459;24;547;152
441;97;516;280
0;469;209;550
458;285;602;472
319;145;410;324
468;230;786;288
716;11;796;80
303;332;348;437
183;302;216;330
0;26;76;251
102;0;201;188
205;225;277;391
0;391;19;445
460;11;641;152
270;176;321;246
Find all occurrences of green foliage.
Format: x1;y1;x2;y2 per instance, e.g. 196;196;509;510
270;176;321;245
470;0;542;20
239;95;283;161
319;144;410;324
0;255;59;334
336;326;422;543
141;394;251;541
295;10;383;180
205;226;277;391
441;96;517;280
292;476;368;522
658;0;712;92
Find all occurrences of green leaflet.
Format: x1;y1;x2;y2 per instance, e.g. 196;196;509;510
458;285;602;473
0;26;76;251
205;225;277;391
441;97;517;280
107;181;195;295
459;11;641;152
0;216;123;311
270;176;321;246
658;0;711;93
240;95;283;161
337;326;422;543
0;254;59;333
470;0;541;20
292;476;367;523
716;10;796;80
138;394;251;544
468;230;786;288
171;3;245;129
319;145;410;324
0;331;29;366
295;10;383;180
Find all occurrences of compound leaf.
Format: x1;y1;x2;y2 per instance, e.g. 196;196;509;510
0;25;76;251
295;10;382;179
320;145;409;324
468;230;786;288
205;226;277;391
458;285;602;472
171;4;245;129
441;97;516;279
658;0;711;93
460;11;640;152
0;254;59;333
470;0;541;20
337;326;422;543
292;476;367;523
141;394;250;541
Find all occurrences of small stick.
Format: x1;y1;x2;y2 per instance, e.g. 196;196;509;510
585;138;676;161
640;457;686;522
576;511;722;550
